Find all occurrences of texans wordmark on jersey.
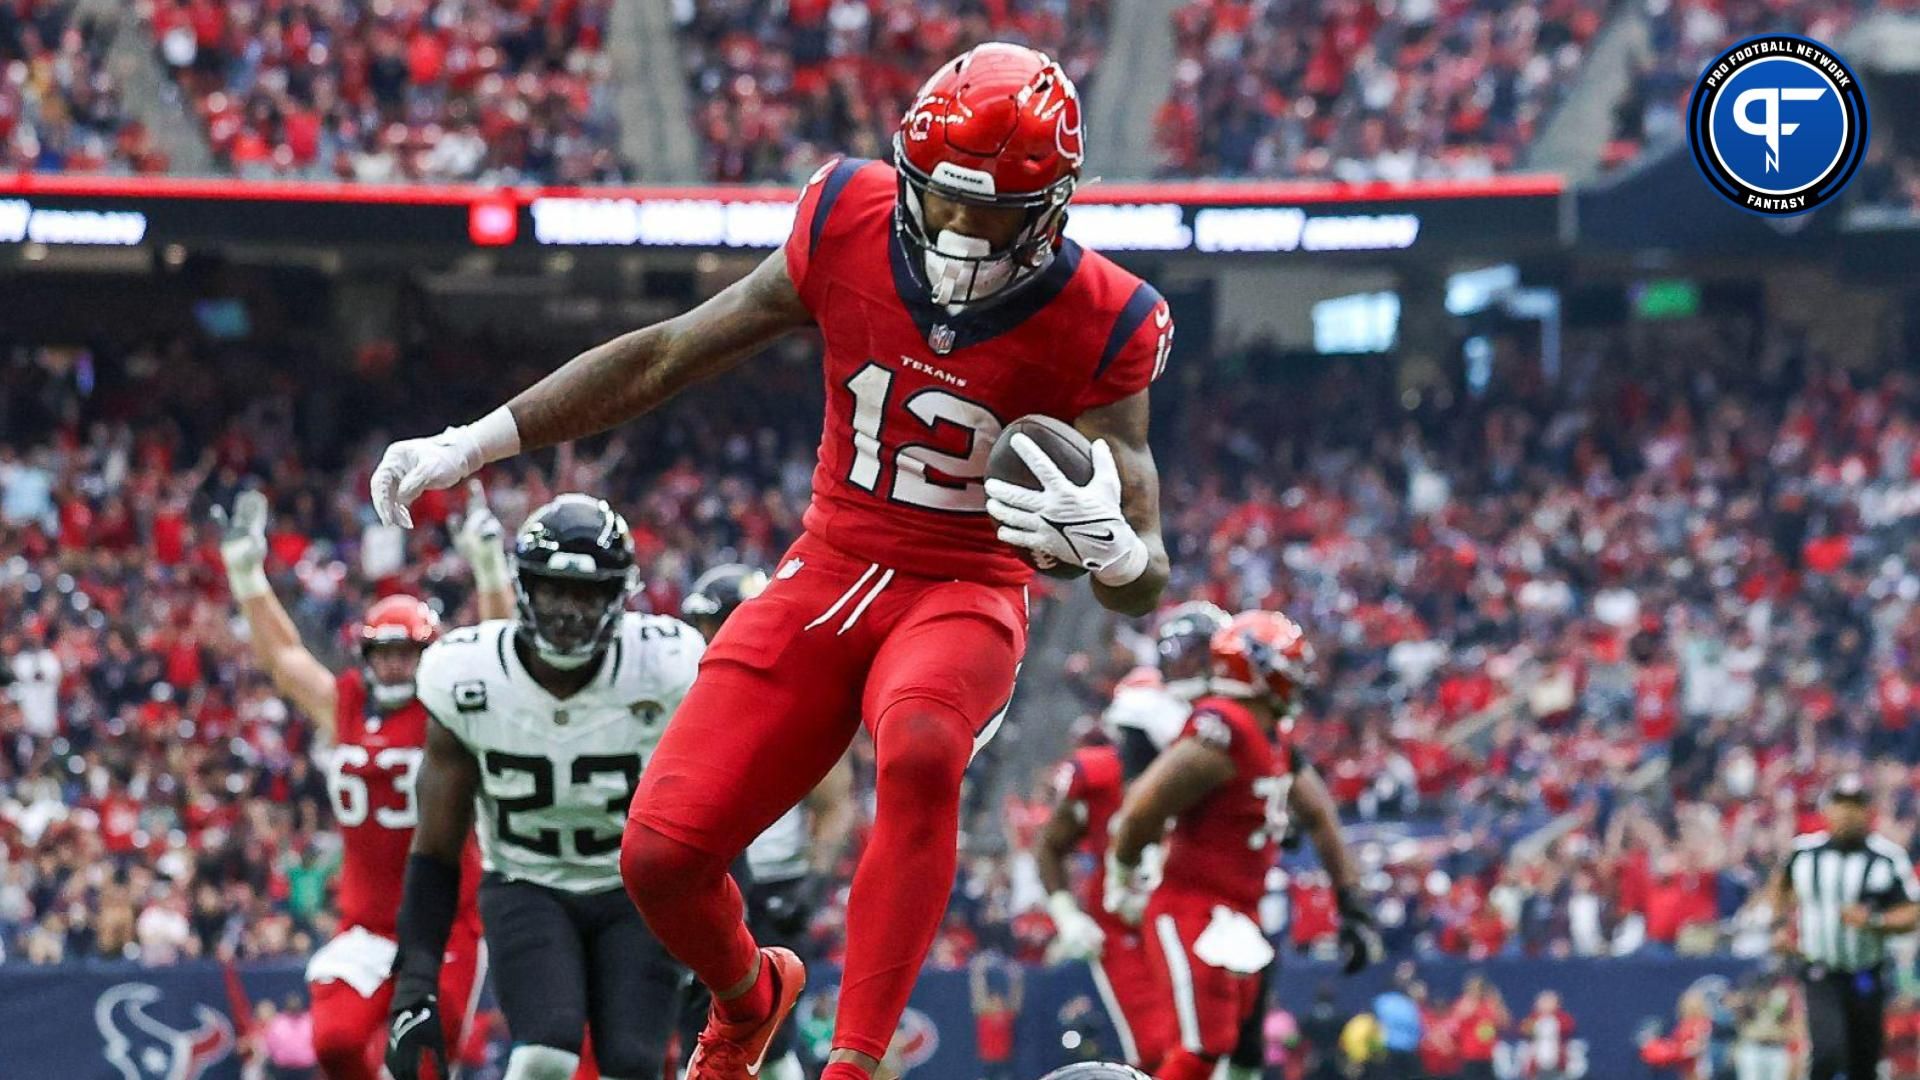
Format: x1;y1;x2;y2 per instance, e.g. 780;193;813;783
415;615;703;893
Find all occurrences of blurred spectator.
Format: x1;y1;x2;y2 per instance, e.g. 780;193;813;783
971;951;1024;1080
1452;975;1508;1080
1372;973;1424;1078
1519;991;1578;1080
263;992;318;1079
6;625;60;738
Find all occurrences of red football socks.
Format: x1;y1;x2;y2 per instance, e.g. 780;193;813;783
717;953;776;1024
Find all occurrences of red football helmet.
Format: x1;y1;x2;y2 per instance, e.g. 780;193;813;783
1209;610;1315;714
894;42;1084;305
359;594;439;709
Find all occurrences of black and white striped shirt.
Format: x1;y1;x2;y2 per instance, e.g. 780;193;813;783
1785;831;1920;971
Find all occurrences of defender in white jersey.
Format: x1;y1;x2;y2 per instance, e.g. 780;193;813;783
387;494;701;1080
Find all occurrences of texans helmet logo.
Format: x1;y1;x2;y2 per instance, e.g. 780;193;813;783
96;982;234;1080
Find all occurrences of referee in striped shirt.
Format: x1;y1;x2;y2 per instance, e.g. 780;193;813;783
1768;774;1920;1080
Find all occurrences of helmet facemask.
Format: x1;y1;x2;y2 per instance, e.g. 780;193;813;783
363;641;425;711
1158;630;1215;701
514;563;635;671
893;133;1074;308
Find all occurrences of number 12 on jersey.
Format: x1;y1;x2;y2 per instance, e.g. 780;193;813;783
845;362;1004;513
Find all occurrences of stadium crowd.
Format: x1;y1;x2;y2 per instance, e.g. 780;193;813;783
673;0;1110;182
0;0;167;173
1152;0;1608;179
143;0;626;182
2;308;1920;974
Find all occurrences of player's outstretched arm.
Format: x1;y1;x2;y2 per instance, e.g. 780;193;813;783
371;251;812;527
1035;782;1089;898
1289;765;1359;894
214;492;338;733
388;718;479;1079
1035;773;1106;958
1292;764;1383;973
450;479;516;621
1075;388;1169;617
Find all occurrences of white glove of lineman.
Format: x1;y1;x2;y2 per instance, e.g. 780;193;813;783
1047;890;1107;962
370;428;485;529
450;479;511;593
1103;851;1156;928
210;490;271;600
984;434;1149;587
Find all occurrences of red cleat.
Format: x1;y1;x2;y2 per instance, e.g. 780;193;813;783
687;947;807;1080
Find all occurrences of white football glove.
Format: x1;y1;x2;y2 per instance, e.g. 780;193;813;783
450;479;511;593
984;435;1149;587
210;490;270;600
1103;851;1156;927
370;428;485;529
1047;890;1106;962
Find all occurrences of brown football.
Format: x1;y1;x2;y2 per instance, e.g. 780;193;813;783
988;414;1094;580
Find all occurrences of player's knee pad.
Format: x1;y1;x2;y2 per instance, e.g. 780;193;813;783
503;1043;583;1080
872;700;972;797
621;822;728;909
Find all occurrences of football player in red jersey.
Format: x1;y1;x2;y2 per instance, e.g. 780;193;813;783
1035;606;1228;1070
369;42;1171;1080
1037;727;1164;1070
215;485;512;1080
1106;611;1382;1080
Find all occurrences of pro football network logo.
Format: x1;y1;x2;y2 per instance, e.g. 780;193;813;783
1687;34;1868;216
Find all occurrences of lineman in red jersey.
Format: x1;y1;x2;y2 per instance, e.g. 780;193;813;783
1037;608;1229;1070
1107;612;1383;1080
1037;733;1167;1069
215;486;512;1080
368;42;1174;1080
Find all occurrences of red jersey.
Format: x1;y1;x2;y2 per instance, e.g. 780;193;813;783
1055;744;1125;919
325;669;479;935
785;157;1172;586
1160;696;1292;913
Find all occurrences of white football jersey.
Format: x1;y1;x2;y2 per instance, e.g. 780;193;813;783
1104;684;1191;751
416;615;703;893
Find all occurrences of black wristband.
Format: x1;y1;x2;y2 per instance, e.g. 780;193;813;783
393;853;462;997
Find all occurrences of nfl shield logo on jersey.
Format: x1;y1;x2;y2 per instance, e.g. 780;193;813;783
928;323;956;355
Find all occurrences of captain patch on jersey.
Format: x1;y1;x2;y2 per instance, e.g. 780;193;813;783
416;615;702;893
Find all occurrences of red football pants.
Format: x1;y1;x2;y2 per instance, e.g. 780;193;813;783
624;532;1027;1062
1140;894;1264;1072
1090;917;1169;1069
309;918;484;1080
